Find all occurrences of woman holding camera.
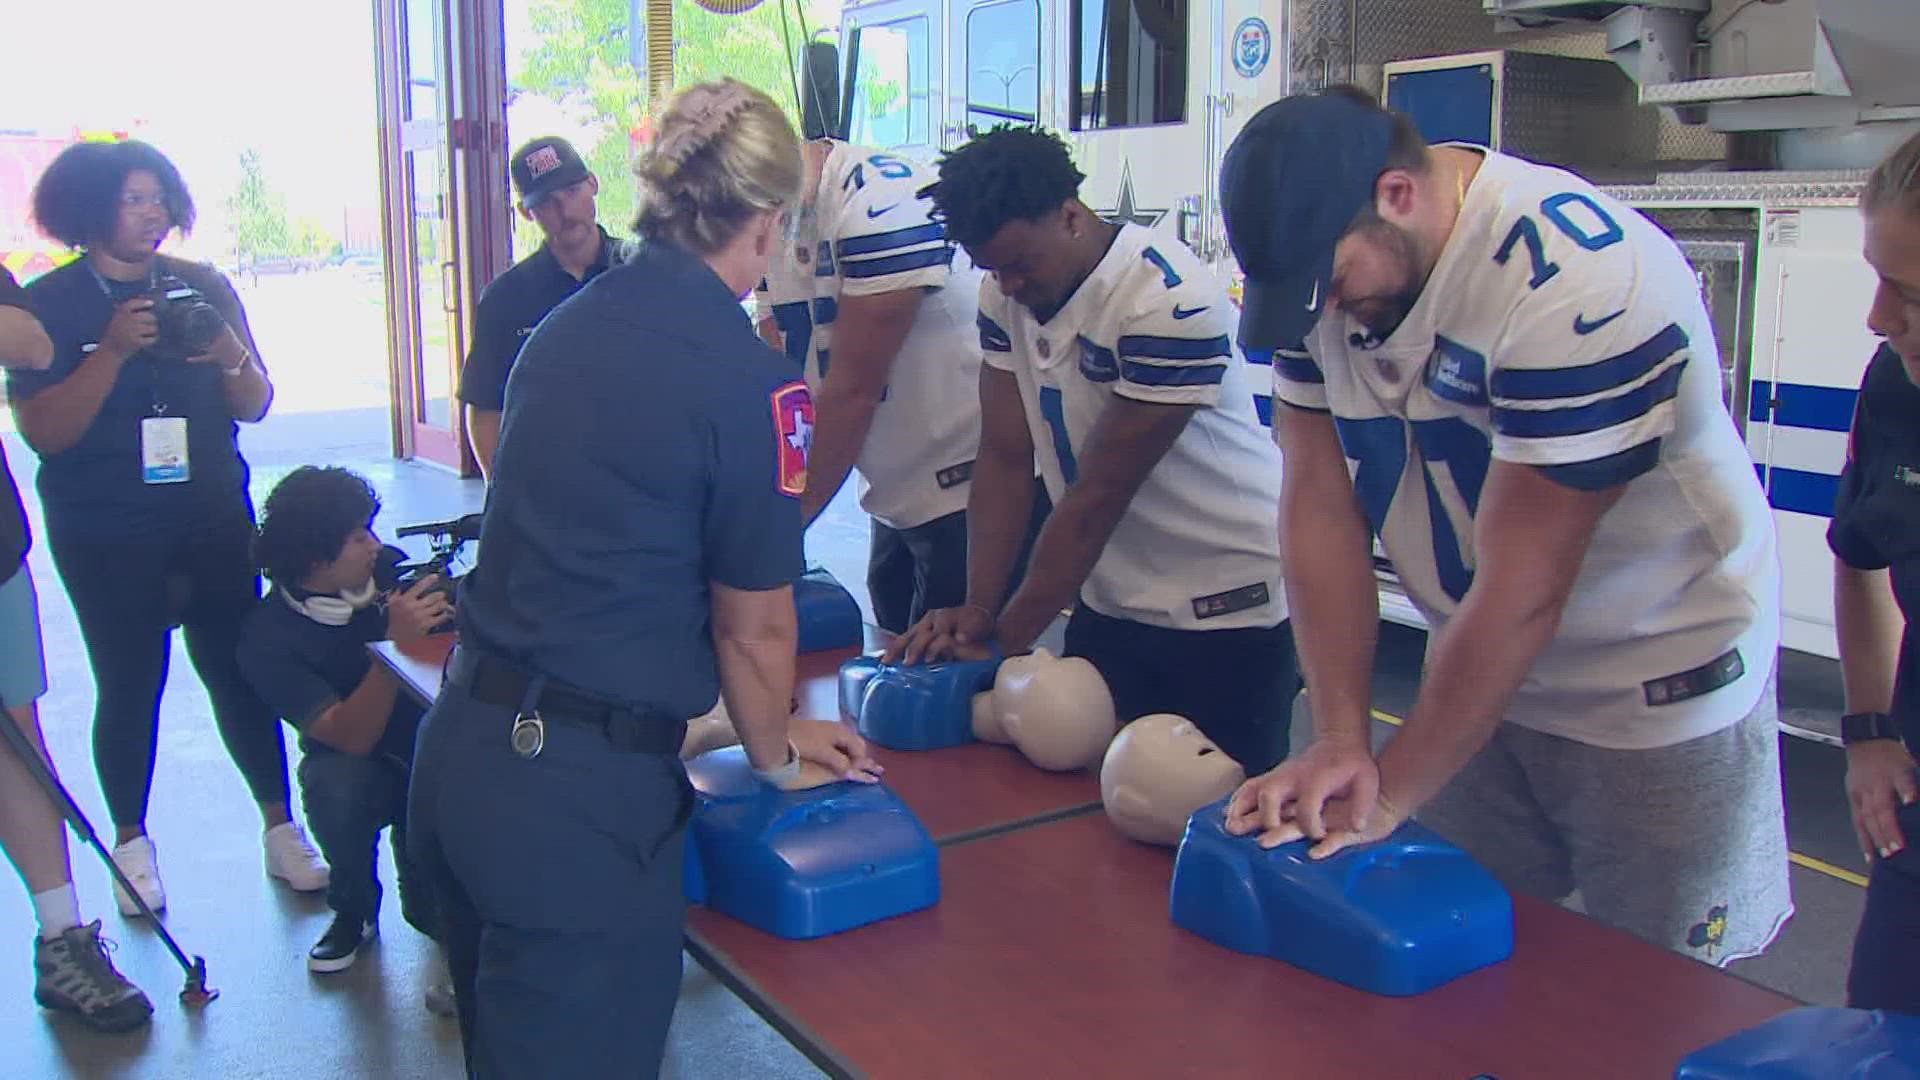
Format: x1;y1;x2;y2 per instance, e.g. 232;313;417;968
8;139;328;917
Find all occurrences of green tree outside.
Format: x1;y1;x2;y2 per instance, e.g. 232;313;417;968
509;0;839;256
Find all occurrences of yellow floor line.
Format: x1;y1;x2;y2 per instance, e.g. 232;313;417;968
1364;708;1869;889
1789;852;1870;888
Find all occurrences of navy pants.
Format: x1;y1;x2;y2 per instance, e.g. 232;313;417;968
867;484;1052;635
1064;606;1301;775
408;672;693;1079
298;745;432;935
1847;798;1920;1016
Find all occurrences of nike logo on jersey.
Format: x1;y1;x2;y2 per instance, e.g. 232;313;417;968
1172;304;1209;320
866;204;898;219
1573;309;1625;336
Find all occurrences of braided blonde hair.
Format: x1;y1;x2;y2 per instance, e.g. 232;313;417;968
633;79;801;255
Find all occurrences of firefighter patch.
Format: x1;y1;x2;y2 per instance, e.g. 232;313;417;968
772;382;814;497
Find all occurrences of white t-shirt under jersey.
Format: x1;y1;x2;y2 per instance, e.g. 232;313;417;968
1272;148;1779;750
757;142;983;531
979;223;1287;632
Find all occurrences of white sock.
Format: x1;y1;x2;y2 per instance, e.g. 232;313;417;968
33;883;81;941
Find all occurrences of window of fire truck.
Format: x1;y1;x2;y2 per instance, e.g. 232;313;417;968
850;17;932;151
965;0;1040;135
1071;0;1187;130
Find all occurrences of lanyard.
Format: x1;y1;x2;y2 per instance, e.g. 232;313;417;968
85;260;170;416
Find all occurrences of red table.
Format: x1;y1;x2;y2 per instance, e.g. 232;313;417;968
687;812;1798;1080
369;634;1102;844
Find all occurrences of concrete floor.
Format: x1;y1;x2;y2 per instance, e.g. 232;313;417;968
0;406;1874;1077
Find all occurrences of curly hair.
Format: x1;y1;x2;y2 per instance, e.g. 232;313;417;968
930;126;1085;250
31;139;196;250
253;467;381;586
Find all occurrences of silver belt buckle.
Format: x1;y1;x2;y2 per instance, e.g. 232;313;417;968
510;710;546;760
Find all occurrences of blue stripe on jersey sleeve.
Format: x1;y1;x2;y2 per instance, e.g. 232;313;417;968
1493;361;1685;439
1121;359;1227;387
1274;350;1325;385
1489;322;1689;401
838;222;946;258
1117;334;1232;362
842;247;953;279
978;312;1013;352
812;296;837;326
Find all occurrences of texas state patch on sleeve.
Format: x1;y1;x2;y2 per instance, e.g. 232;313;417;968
771;381;814;497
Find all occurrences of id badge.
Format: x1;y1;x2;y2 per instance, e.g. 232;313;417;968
140;416;190;484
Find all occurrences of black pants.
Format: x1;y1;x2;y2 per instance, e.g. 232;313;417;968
1847;798;1920;1015
298;744;433;935
868;484;1053;635
48;515;288;826
1063;605;1301;775
409;665;693;1079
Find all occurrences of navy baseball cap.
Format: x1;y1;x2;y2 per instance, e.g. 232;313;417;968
1219;89;1396;350
510;136;591;209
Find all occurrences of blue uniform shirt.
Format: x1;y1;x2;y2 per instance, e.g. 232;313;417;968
456;239;811;718
1830;344;1920;756
10;257;255;540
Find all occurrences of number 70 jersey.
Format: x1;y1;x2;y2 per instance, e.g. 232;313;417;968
1274;149;1779;750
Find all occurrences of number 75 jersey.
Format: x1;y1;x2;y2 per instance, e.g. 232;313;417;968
1274;149;1780;750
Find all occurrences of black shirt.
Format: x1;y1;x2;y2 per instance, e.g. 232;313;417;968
0;267;34;584
456;239;810;718
1828;344;1920;754
456;227;624;411
236;577;425;767
10;256;257;540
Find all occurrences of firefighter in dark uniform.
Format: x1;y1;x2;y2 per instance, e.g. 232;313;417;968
407;79;882;1079
1831;128;1920;1017
457;135;627;480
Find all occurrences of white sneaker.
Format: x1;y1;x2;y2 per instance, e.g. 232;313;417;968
109;836;166;918
264;823;330;892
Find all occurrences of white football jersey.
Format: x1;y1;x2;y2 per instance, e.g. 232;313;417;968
755;142;983;531
980;224;1286;632
1272;149;1779;750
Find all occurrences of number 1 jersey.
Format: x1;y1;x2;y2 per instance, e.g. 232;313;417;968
979;224;1286;632
1272;149;1779;750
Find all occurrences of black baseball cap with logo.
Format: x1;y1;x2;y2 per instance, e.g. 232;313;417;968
1218;89;1396;351
510;136;592;209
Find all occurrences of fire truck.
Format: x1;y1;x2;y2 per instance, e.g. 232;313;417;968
819;0;1920;684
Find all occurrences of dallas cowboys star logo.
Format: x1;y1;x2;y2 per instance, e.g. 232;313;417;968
1097;162;1168;229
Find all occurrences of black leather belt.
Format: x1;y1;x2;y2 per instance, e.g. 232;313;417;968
446;646;684;755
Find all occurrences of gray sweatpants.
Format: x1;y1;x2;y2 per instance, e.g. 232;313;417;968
1417;682;1793;966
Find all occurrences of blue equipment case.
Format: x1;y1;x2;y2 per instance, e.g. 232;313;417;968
1676;1007;1920;1078
794;568;863;653
842;654;1001;751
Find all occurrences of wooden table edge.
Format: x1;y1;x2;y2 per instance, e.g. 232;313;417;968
684;926;865;1080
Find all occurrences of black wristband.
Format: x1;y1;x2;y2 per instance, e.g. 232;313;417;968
1841;711;1902;745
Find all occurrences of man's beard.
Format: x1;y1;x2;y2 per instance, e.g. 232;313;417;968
1353;220;1430;342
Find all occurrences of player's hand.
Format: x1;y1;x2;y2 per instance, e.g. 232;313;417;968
883;604;996;665
386;575;453;641
1291;791;1408;860
100;298;159;361
1225;737;1380;851
1846;739;1917;861
783;717;884;788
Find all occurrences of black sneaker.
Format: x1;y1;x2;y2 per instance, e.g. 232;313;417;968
307;914;377;974
33;921;154;1033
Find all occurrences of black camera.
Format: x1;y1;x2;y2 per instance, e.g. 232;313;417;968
382;514;483;628
150;274;227;357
